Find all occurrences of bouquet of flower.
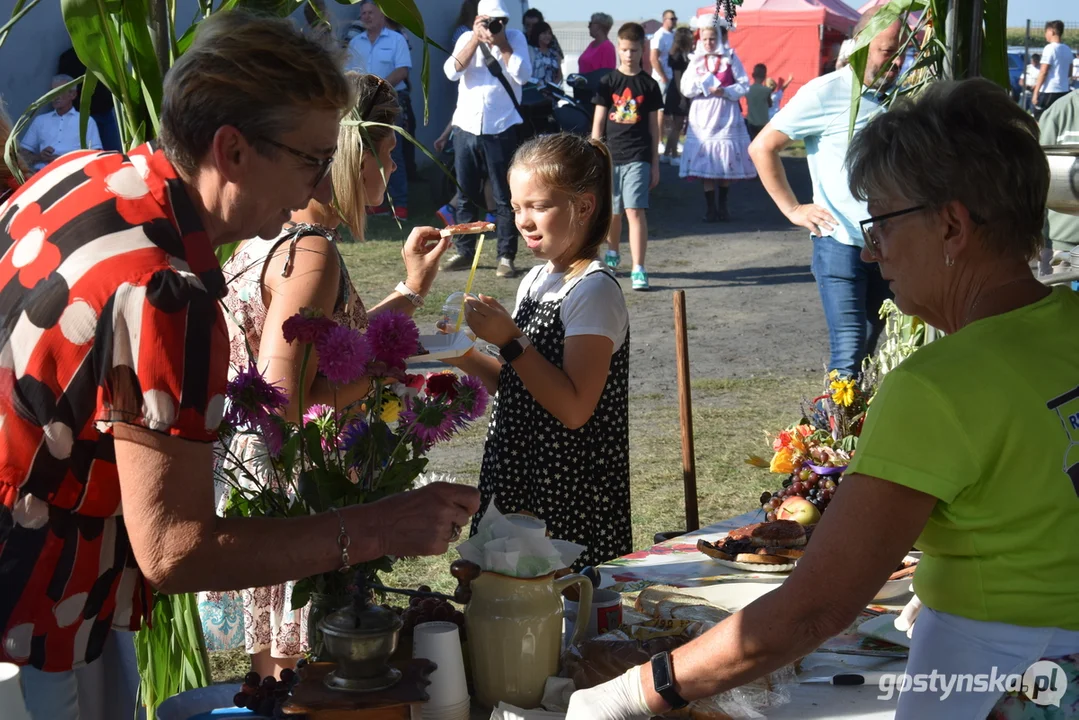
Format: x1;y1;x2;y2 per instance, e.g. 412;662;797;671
214;308;488;607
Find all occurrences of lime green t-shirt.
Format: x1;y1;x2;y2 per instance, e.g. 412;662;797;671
846;287;1079;630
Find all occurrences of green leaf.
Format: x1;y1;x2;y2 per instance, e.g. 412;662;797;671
215;240;241;266
292;577;315;611
0;0;42;51
78;71;99;150
348;119;463;201
5;77;84;185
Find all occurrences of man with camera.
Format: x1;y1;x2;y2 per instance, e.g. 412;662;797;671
442;0;531;278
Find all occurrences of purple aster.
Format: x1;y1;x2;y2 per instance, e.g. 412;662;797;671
338;419;369;455
315;325;372;386
282;311;337;346
225;363;289;428
453;374;489;422
303;404;337;426
365;311;420;369
399;396;462;448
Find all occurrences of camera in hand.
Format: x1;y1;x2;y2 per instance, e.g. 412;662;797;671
482;17;505;35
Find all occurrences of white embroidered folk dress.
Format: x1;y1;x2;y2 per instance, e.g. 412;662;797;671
679;51;757;181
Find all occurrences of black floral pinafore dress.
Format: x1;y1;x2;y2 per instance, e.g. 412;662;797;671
472;267;632;569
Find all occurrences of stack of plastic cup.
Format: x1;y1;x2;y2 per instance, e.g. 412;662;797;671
0;663;32;720
413;621;470;720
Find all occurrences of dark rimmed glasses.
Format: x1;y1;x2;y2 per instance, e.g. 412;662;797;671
259;136;335;188
859;205;926;257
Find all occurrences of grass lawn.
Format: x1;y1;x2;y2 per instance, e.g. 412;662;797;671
209;179;819;682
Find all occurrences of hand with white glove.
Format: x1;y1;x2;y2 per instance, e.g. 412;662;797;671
893;585;922;639
566;665;654;720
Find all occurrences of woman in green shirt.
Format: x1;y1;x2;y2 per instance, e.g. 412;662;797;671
567;78;1079;720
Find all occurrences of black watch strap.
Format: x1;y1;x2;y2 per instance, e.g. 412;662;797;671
650;651;689;710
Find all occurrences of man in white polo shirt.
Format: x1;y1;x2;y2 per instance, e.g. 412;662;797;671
1032;20;1075;119
347;0;412;219
748;12;903;378
441;0;531;278
21;74;102;172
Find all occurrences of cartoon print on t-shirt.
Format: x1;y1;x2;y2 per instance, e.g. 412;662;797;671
609;87;644;124
1046;384;1079;496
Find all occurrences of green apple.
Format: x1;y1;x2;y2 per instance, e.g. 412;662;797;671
776;496;821;526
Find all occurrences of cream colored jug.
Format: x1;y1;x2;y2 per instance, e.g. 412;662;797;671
462;568;593;709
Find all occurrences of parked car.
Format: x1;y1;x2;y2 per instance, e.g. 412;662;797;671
1007;49;1025;100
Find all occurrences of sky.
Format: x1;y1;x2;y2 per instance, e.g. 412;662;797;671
535;0;1077;26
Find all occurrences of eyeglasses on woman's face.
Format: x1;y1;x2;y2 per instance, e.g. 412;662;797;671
259;136;336;189
859;205;927;258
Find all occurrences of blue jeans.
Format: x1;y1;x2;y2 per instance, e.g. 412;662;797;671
811;236;892;377
385;91;409;210
453;125;519;260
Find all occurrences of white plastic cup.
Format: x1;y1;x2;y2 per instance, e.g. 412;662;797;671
413;621;469;708
504;513;547;539
439;293;478;340
0;663;32;720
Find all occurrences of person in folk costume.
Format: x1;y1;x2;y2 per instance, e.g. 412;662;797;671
679;16;756;222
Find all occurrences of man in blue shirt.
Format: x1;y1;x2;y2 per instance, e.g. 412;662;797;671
749;13;903;377
347;0;412;219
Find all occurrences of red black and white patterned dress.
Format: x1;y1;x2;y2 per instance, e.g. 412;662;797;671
0;143;229;671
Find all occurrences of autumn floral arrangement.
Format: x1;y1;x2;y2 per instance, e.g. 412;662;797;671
749;300;928;521
215;308;488;606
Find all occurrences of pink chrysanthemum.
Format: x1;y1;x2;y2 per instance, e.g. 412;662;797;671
225;363;289;428
316;326;372;385
454;374;489;422
282;310;336;346
257;416;285;458
399;396;462;448
365;311;420;369
303;404;336;426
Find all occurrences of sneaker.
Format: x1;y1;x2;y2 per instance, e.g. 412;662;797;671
437;204;456;226
604;250;621;270
670;156;681;167
393;206;409;221
496;257;516;278
659;155;670;165
442;253;474;271
631;268;650;291
367;204;390;216
485;212;497;225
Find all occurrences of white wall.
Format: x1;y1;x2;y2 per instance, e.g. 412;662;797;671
0;0;531;164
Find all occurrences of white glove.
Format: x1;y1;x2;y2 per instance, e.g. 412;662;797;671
566;665;653;720
893;586;922;639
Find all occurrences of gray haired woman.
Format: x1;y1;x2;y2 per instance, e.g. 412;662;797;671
566;78;1079;720
579;12;616;74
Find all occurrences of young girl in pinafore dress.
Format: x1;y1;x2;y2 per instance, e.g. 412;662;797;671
449;133;632;569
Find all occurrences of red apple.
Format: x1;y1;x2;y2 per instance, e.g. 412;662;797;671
775;496;821;526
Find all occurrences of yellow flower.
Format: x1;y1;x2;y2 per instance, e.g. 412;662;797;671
770;447;797;474
380;396;403;423
828;369;840;380
830;378;856;407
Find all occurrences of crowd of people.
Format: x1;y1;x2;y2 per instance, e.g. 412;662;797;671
0;5;1077;720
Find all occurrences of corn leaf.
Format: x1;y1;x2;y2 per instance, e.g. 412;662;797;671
0;0;42;50
79;71;99;150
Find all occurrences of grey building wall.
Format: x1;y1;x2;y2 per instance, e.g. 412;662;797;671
0;0;530;162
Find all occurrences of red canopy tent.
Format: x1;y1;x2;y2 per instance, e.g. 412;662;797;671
696;0;860;110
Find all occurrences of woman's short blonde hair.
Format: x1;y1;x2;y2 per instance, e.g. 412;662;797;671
159;10;352;176
325;73;400;240
590;13;614;34
847;78;1047;262
0;96;26;185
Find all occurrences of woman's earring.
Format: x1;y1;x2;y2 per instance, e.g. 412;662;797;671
945;254;954;268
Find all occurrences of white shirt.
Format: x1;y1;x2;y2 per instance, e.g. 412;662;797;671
1024;63;1042;88
1040;42;1075;93
514;261;629;352
21;109;102;171
444;28;532;136
347;27;411;91
651;26;674;81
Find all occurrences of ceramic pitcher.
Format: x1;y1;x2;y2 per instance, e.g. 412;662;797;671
460;568;593;709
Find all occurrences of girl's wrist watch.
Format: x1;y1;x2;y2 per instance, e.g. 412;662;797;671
498;335;531;363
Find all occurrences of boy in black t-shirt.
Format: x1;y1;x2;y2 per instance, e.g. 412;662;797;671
592;22;663;291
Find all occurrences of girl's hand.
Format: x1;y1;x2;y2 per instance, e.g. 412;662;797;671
402;227;450;296
464;294;520;348
434;135;449;153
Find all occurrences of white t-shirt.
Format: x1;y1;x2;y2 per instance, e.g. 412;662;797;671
514;261;629;352
1024;63;1041;88
1040;42;1075;93
651;27;674;82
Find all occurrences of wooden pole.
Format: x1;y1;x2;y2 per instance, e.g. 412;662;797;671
673;291;700;532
